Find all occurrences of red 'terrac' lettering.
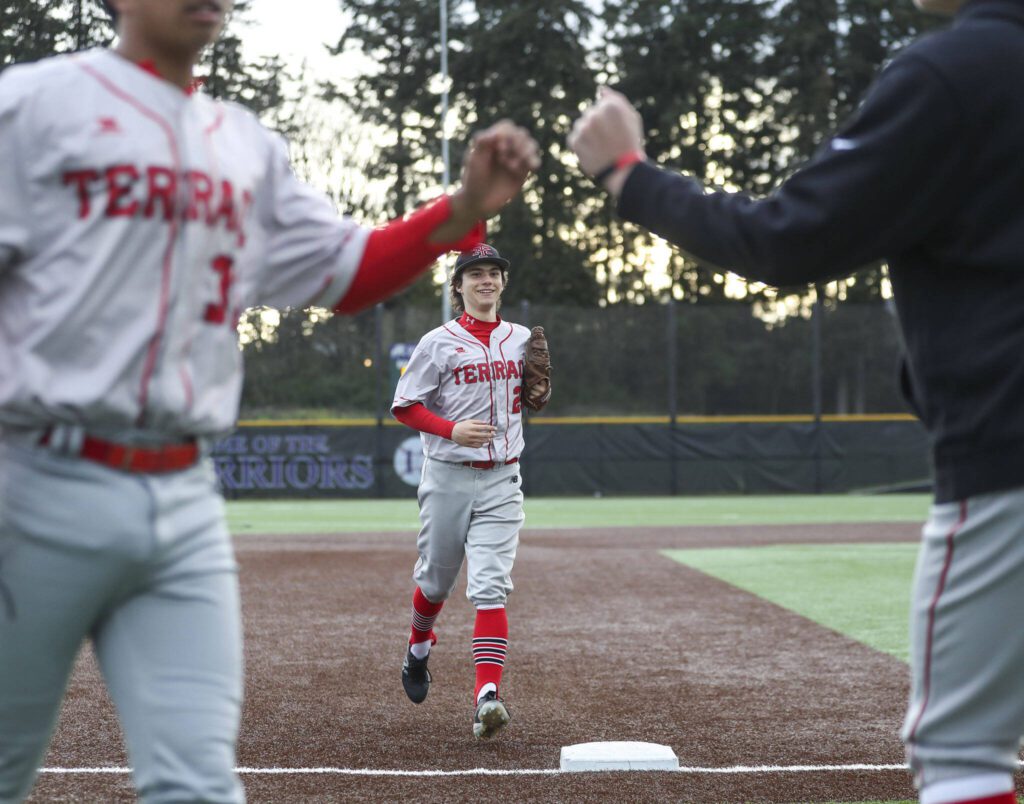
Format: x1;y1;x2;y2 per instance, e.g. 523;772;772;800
62;169;100;219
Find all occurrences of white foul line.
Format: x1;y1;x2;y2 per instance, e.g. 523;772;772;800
38;763;909;776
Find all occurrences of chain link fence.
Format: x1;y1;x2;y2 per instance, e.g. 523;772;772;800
238;300;911;420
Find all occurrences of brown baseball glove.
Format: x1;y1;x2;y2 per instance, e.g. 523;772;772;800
522;326;552;412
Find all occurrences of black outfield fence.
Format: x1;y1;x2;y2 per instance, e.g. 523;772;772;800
213;417;929;499
226;299;931;498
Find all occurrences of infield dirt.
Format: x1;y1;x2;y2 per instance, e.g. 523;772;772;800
30;522;994;802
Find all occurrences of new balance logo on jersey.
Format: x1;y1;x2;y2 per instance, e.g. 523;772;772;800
453;359;524;385
61;164;253;247
97;117;121;134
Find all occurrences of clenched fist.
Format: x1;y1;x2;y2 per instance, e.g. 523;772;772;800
568;87;646;197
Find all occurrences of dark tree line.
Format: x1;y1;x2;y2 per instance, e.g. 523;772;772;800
333;0;943;308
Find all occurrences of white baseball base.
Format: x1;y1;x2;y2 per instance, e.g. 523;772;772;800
559;741;680;771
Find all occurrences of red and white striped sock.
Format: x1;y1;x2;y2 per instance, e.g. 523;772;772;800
409;587;443;658
920;772;1016;804
472;605;508;703
928;794;1017;804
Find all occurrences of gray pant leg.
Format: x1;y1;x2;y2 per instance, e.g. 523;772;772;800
903;489;1024;787
413;459;473;602
95;464;244;804
465;464;523;607
0;534;100;803
0;442;149;803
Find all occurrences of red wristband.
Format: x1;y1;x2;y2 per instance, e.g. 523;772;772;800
593;150;646;185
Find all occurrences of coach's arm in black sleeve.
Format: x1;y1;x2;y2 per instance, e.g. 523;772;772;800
570;57;964;288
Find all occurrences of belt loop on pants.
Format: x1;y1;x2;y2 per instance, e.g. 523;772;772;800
461;457;519;470
39;427;201;474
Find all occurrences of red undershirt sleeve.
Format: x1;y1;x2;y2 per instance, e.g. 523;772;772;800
335;196;485;314
393;402;457;441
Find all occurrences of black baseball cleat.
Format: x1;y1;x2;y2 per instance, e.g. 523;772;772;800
402;647;431;704
472;690;511;740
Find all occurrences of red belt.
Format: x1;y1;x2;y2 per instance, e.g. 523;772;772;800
462;458;518;470
40;429;200;474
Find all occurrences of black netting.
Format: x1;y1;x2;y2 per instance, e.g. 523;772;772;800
237;301;911;419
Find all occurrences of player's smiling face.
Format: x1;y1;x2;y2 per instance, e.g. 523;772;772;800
458;264;506;319
115;0;231;55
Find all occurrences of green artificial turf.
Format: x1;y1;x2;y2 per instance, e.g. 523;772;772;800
226;494;930;534
663;543;918;661
226;499;421;533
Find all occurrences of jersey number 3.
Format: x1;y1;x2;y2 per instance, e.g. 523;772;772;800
204;255;236;326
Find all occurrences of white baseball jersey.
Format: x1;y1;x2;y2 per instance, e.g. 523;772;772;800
0;50;370;437
392;318;531;463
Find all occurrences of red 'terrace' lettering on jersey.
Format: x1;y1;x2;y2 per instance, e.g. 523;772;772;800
452;359;523;385
62;164;252;247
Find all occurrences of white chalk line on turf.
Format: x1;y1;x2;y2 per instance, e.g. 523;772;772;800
38;763;909;776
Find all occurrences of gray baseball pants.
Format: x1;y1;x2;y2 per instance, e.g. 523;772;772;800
0;436;244;804
413;458;523;606
902;486;1024;789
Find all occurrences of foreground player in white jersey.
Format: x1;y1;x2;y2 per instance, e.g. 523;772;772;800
392;244;548;739
0;0;540;800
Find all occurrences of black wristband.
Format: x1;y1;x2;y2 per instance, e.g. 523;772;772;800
592;162;618;185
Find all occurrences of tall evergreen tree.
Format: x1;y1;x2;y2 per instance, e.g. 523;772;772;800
602;0;773;304
768;0;942;163
452;0;601;307
330;0;602;308
325;0;461;308
762;0;943;301
329;0;452;219
202;0;292;121
1;0;112;67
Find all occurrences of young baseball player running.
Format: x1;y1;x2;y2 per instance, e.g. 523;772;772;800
0;1;539;800
392;244;550;739
570;1;1024;802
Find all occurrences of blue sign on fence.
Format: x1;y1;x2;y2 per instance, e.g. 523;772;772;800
389;342;417;391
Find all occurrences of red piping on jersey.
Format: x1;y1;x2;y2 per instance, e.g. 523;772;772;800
205;108;224;136
906;499;968;747
136;60;203;96
443;323;495;462
176;106;228;415
79;62;181;427
496;323;515;460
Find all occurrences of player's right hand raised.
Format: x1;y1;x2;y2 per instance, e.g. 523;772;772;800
452;420;498;449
